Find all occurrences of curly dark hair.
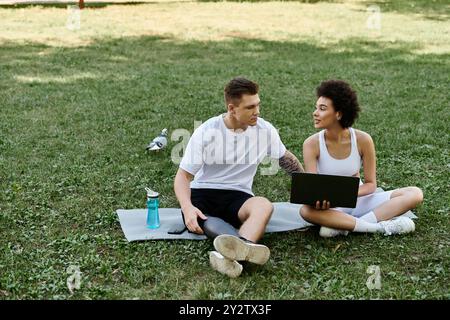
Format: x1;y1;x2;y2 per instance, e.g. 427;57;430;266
316;80;360;128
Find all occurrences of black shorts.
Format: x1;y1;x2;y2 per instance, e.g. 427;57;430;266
182;188;253;229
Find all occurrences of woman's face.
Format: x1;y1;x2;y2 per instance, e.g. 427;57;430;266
312;96;341;129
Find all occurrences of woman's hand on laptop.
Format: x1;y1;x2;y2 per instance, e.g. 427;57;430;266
315;200;330;210
183;205;208;234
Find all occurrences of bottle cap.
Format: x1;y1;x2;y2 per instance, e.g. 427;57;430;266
145;187;159;198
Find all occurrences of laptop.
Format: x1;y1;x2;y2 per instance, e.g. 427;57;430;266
290;172;360;208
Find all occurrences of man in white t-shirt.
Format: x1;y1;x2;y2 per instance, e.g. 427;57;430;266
174;77;303;278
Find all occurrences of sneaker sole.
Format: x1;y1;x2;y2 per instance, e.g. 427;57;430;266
399;217;415;234
213;235;270;265
319;227;349;238
209;251;243;278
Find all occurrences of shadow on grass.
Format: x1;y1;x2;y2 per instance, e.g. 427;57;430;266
363;0;449;21
0;34;449;299
199;0;450;21
0;1;183;9
1;34;448;190
2;0;449;20
197;0;340;3
1;35;448;133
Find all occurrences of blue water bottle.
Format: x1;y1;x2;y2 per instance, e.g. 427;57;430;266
145;187;160;229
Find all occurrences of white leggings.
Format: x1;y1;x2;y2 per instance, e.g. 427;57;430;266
336;190;393;218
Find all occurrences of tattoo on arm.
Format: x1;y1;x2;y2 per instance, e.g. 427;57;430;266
279;150;304;175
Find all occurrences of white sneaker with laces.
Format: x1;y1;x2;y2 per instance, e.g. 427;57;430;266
319;226;349;238
379;216;415;236
213;234;270;265
209;251;243;278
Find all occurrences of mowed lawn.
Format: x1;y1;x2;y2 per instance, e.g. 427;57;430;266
0;0;449;299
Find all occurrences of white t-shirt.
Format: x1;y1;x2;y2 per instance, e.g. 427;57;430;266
179;114;286;195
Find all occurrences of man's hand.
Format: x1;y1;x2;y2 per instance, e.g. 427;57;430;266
315;200;330;210
182;205;208;234
174;168;207;234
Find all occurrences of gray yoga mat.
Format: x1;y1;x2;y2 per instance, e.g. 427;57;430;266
116;199;417;242
117;202;310;242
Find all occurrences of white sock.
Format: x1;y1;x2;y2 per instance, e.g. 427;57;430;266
360;211;378;224
353;217;384;233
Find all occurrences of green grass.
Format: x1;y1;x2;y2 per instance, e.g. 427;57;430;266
0;1;449;299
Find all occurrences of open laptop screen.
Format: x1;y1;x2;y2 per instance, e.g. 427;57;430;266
290;172;360;208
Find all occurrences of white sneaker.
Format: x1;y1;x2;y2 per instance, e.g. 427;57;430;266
209;251;243;278
213;234;270;265
379;217;415;236
319;226;349;238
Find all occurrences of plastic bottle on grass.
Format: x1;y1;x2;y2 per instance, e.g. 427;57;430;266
145;187;160;229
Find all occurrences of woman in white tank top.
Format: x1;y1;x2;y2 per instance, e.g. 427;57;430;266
300;80;423;237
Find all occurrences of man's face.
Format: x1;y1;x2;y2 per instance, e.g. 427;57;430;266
230;94;260;127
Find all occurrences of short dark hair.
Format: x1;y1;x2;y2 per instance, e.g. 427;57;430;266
316;80;360;128
224;77;259;105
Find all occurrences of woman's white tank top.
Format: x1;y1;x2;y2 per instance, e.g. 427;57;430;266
317;128;362;177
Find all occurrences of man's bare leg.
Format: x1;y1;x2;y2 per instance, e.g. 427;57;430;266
237;196;273;242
